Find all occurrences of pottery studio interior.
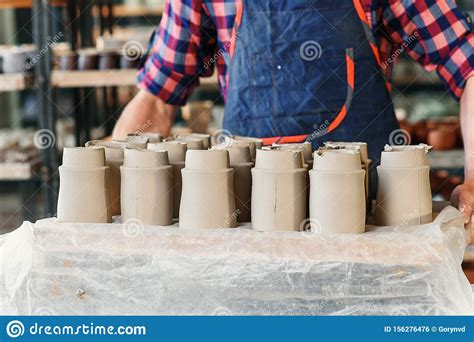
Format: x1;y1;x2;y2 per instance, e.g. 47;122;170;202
1;0;474;319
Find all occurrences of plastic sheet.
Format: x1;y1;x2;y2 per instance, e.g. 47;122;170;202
0;206;472;315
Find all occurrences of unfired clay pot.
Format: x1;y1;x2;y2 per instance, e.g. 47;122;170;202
122;136;149;149
252;149;307;232
310;149;366;234
175;133;211;149
148;141;187;218
175;137;204;150
228;139;258;162
179;150;237;229
85;140;126;216
57;147;112;223
216;144;253;222
120;149;173;226
323;141;371;203
375;144;432;226
234;136;264;150
127;133;163;143
273;142;313;168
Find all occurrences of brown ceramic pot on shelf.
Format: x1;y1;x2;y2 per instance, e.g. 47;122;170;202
179;149;237;229
251;149;307;232
98;50;120;70
77;48;99;70
57;147;112;223
120;149;173;226
310;149;366;234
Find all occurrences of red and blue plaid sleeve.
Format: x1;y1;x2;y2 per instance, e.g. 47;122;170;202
137;0;218;105
382;0;474;100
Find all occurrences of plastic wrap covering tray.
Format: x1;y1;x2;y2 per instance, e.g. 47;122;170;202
0;206;472;315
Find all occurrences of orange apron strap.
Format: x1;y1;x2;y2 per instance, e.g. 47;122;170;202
229;0;243;58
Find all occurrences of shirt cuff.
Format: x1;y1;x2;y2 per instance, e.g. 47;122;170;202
437;34;474;100
136;57;200;106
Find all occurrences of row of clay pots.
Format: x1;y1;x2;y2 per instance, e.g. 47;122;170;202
55;49;142;71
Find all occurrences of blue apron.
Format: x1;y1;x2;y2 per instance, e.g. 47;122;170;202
223;0;399;167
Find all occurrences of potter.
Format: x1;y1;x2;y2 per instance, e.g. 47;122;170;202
112;0;474;226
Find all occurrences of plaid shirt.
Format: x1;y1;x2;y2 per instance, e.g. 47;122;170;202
137;0;474;105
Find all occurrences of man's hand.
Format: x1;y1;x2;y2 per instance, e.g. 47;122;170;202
451;180;474;225
112;89;178;140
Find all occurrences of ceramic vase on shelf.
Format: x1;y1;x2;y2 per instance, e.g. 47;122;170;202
148;141;187;218
251;149;307;232
375;144;432;226
120;149;173;226
215;143;254;222
57;147;112;223
85;140;127;216
179;149;237;229
309;149;366;234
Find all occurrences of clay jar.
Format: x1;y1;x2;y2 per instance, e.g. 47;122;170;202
77;48;99;70
217;144;253;222
148;141;187;218
85;140;126;216
57;147;112;223
310;149;366;234
273;142;313;169
252;149;307;232
324;141;371;202
120;149;173;226
127;133;163;144
179;149;237;229
376;144;432;226
175;133;211;149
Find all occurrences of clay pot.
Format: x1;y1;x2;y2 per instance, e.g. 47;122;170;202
120;54;140;69
77;48;99;70
427;128;457;151
57;51;78;71
119;135;149;149
175;137;204;150
0;46;35;73
252;149;307;232
148;141;187;218
120;149;173;226
181;101;213;134
98;50;120;70
313;149;362;171
381;144;430;168
273;142;313;166
57;147;112;223
310;149;366;234
375;144;432;226
175;133;211;149
127;133;163;144
85;140;126;216
217;144;253;222
376;166;432;226
179;150;237;229
234;136;264;150
227;139;258;162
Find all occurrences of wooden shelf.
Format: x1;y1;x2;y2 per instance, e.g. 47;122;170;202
0;72;34;92
0;0;66;9
52;69;218;88
112;5;163;17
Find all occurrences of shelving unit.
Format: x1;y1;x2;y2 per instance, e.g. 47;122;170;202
0;73;34;92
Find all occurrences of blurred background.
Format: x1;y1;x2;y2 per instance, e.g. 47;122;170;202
0;0;473;257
